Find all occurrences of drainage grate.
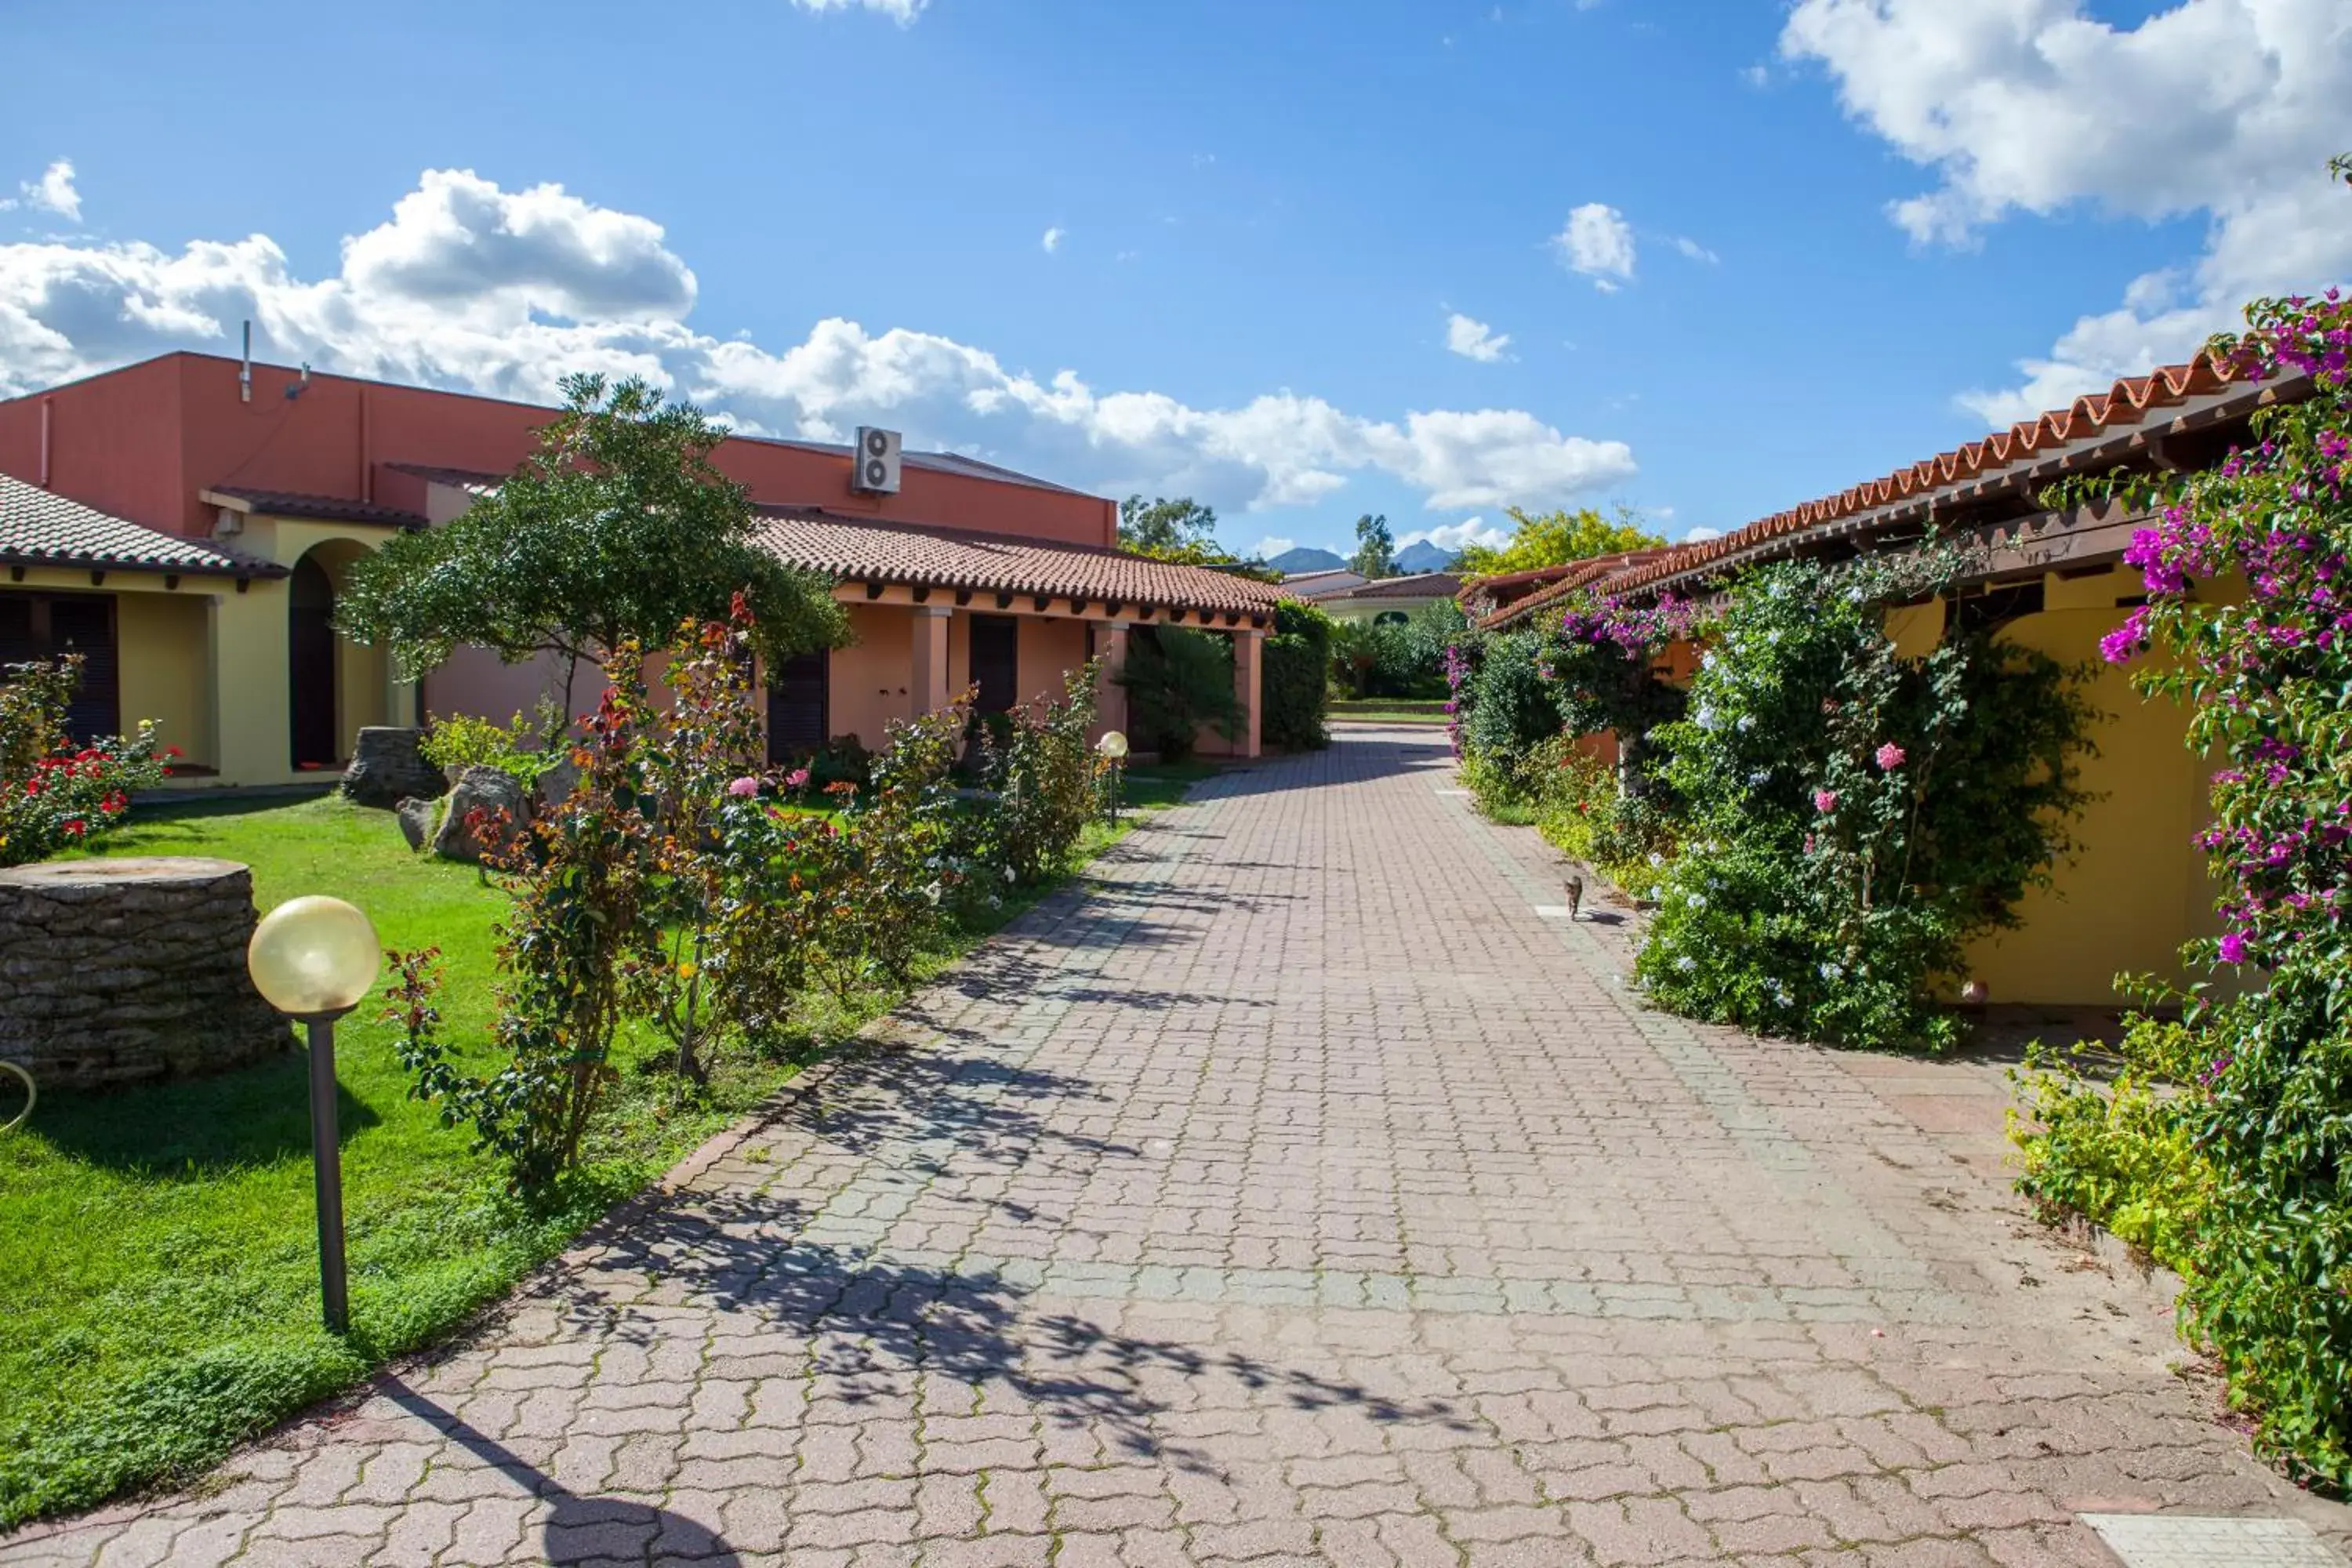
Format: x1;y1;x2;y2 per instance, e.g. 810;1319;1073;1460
2081;1515;2347;1567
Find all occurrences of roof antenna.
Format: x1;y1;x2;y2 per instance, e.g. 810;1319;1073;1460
239;320;253;404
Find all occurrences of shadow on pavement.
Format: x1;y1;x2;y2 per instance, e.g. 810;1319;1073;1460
564;1190;1476;1476
375;1377;740;1567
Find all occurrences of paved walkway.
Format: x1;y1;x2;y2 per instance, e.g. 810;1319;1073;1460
12;725;2350;1566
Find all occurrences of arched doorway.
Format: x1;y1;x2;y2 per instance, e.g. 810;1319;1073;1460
289;554;339;768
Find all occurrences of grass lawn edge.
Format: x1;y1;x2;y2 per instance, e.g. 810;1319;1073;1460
0;764;1215;1535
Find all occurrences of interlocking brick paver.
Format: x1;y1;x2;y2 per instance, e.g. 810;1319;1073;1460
9;725;2352;1566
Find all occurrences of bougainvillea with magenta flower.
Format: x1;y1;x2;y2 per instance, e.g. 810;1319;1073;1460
2016;240;2352;1483
1544;592;1696;747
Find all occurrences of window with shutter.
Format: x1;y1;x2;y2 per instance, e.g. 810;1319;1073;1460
0;591;119;741
766;648;829;761
969;615;1018;715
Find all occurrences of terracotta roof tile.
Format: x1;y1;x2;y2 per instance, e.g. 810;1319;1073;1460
752;509;1291;620
1465;562;1586;593
1600;348;2276;598
379;462;504;492
1328;572;1463;600
1475;550;1673;631
2;472;283;576
203;486;428;528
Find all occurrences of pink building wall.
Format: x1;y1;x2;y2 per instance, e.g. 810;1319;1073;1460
0;353;1118;547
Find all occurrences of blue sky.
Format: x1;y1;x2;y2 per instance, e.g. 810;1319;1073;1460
2;0;2346;559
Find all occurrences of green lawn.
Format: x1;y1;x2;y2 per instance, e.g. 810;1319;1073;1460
1329;698;1450;724
0;765;1212;1528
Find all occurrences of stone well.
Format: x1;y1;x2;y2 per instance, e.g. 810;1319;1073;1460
0;857;292;1089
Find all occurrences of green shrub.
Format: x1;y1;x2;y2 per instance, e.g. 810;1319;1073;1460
1635;554;2097;1052
1263;600;1332;751
2012;1010;2214;1272
1330;601;1463;700
1532;742;1679;898
1119;627;1240;760
1461;632;1559;764
419;709;558;790
969;664;1102;884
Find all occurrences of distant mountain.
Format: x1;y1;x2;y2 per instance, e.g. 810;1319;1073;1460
1394;540;1461;574
1269;546;1347;575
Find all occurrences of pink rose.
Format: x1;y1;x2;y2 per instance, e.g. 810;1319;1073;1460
784;767;811;789
1875;743;1904;771
727;776;761;797
1813;789;1838;813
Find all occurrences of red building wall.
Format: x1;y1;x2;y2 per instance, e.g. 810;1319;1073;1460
0;353;1116;547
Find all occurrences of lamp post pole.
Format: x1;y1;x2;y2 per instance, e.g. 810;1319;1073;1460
1095;731;1129;826
247;894;381;1340
300;1008;356;1335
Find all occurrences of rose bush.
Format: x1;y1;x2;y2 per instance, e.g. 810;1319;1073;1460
1;655;171;867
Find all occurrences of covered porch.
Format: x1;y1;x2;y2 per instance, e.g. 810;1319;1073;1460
750;510;1287;762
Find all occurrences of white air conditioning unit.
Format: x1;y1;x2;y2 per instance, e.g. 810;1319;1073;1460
851;426;902;495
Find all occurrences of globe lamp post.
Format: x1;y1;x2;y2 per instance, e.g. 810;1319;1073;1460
1095;730;1129;826
247;895;381;1335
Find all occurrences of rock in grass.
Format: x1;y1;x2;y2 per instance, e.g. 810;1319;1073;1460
430;767;531;865
394;796;440;854
339;727;446;810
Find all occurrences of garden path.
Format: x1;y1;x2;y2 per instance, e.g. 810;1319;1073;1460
9;724;2351;1566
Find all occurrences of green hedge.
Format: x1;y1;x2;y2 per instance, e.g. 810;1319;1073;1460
1264;600;1332;751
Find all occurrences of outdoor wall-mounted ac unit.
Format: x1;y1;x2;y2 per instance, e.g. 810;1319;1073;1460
851;426;902;495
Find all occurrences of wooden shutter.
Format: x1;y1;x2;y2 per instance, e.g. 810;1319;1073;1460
969;615;1018;715
766;648;830;760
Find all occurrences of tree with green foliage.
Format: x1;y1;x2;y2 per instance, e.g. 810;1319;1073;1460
1119;495;1220;557
1454;505;1664;578
1116;627;1240;760
1348;513;1397;579
338;374;848;736
1114;494;1283;579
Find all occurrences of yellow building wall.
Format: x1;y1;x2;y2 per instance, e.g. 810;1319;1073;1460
116;591;215;769
1958;568;2220;1005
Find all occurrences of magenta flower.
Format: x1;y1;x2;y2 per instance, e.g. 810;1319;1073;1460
784;767;812;789
727;775;761;797
1874;742;1905;771
2219;931;2250;964
1813;789;1838;813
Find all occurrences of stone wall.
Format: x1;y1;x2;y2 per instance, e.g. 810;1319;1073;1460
0;857;292;1089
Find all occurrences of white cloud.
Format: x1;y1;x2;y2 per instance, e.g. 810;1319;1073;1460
1398;517;1511;554
1443;310;1512;362
1678;525;1723;543
1552;202;1635;290
1740;63;1771;87
1247;535;1296;561
1040;226;1064;255
790;0;925;21
1671;236;1719;264
1781;0;2352;425
0;168;1638;517
19;160;80;223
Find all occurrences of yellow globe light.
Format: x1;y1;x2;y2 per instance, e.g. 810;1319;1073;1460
247;895;383;1018
1095;730;1130;761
